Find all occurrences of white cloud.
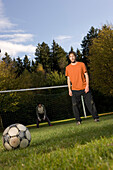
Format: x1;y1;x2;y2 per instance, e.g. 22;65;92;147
0;0;36;58
0;19;15;30
1;29;25;33
0;40;36;57
55;35;72;41
0;0;15;30
0;33;34;43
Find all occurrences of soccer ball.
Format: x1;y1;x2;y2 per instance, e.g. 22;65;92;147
2;123;31;150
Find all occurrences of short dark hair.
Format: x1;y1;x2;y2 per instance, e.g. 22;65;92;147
38;103;42;106
69;51;76;57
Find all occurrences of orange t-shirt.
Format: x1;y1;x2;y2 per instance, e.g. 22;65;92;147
65;62;87;90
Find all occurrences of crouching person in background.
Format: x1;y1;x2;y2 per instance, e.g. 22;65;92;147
36;103;52;128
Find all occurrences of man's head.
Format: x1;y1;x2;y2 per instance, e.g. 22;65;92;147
38;103;42;108
69;51;76;63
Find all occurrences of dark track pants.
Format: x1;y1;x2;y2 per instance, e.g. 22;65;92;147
37;116;51;128
72;89;99;122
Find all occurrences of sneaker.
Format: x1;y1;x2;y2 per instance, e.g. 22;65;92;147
94;119;99;122
49;124;53;126
77;121;81;125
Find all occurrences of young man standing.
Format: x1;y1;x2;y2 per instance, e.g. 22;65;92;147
65;51;99;125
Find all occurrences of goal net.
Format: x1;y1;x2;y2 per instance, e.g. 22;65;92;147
0;85;85;128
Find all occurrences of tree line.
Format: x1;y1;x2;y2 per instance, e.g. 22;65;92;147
0;26;99;89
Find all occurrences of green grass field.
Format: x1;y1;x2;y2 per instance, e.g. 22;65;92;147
0;114;113;170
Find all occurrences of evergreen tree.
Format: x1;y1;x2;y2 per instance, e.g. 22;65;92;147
70;46;74;52
2;52;12;66
51;40;59;71
15;57;24;77
51;40;67;73
23;55;31;72
81;26;99;57
31;60;36;72
57;46;67;73
76;48;82;61
81;26;99;66
35;42;50;73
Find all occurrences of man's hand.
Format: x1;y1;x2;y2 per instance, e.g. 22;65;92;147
85;85;89;93
69;89;72;96
43;116;46;120
38;117;41;121
84;72;89;93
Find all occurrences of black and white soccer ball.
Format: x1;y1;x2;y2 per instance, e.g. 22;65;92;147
2;123;31;150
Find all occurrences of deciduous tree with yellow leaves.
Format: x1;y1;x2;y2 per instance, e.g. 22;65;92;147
89;25;113;96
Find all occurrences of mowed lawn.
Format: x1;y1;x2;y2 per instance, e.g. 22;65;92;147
0;114;113;170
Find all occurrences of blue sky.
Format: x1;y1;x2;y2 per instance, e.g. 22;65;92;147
0;0;113;60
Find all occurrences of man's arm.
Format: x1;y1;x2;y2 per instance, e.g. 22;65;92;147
67;76;72;96
42;105;46;120
84;72;89;93
36;107;41;121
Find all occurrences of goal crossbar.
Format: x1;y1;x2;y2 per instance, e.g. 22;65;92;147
0;85;68;94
